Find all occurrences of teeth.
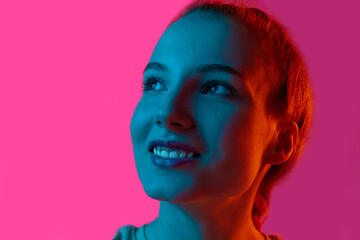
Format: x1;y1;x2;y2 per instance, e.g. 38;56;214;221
160;150;169;158
169;151;179;158
153;146;196;159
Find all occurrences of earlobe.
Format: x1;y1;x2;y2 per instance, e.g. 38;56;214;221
267;120;299;166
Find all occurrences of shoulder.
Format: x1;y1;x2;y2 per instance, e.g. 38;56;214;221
112;225;136;240
112;224;147;240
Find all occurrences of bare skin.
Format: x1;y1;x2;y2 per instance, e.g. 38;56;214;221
130;11;298;240
145;164;270;240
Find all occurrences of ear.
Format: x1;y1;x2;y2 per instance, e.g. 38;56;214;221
266;120;299;166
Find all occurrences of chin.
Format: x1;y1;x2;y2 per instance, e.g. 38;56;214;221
143;185;177;201
142;179;199;203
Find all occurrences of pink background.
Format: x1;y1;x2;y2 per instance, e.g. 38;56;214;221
0;0;359;239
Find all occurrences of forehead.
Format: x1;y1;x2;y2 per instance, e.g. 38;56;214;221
151;11;252;73
148;11;268;102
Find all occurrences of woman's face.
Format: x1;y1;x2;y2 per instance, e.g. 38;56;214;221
130;11;273;202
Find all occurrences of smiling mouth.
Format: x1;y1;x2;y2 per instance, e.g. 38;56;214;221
150;146;201;159
149;146;201;168
148;140;202;167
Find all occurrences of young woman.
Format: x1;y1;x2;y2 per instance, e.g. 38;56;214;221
114;0;313;239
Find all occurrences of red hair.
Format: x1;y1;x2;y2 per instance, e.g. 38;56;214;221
170;0;314;231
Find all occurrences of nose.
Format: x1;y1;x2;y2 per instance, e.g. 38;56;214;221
156;108;194;131
155;80;196;132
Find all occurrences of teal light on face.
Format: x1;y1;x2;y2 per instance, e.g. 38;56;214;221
130;11;271;203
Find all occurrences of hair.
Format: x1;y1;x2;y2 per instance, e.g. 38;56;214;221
169;0;314;231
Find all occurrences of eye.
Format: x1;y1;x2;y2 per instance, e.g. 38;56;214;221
201;81;235;97
142;77;167;91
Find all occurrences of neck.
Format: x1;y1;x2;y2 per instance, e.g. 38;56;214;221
145;167;268;240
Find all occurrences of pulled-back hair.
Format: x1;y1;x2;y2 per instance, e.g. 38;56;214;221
170;0;314;231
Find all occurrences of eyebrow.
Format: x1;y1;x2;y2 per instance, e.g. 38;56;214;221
143;62;169;74
143;62;243;78
199;64;243;78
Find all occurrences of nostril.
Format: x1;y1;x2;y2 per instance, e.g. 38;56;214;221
156;121;163;127
171;122;183;127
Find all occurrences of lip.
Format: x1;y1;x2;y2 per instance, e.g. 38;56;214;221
149;153;199;168
148;139;202;156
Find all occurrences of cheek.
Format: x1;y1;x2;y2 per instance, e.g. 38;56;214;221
190;104;258;196
130;100;155;190
213;110;263;194
194;100;238;154
222;110;263;171
130;99;153;144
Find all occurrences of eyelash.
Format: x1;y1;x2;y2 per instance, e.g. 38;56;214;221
201;80;235;96
142;76;236;97
142;76;167;92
